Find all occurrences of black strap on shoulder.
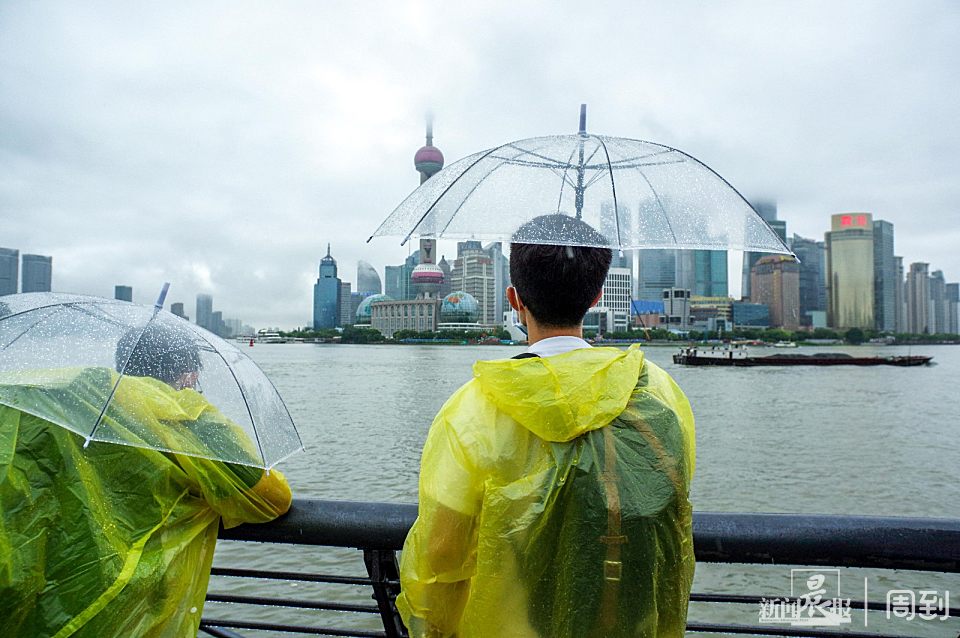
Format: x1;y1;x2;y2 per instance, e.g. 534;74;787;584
512;352;541;359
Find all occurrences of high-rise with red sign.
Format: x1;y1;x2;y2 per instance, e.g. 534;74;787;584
825;213;875;329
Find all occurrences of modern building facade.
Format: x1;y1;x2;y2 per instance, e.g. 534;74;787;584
586;266;632;332
170;302;187;319
732;302;770;328
791;234;826;327
438;256;452;299
637;249;678;300
339;281;353;327
313;244;341;330
742;199;783;299
929;270;947;334
451;242;497;325
894;257;905;333
659;288;691;330
750;254;801;330
0;248;18;295
946;283;959;335
370;298;440;338
385;252;419;301
905;262;930;334
825;213;874;329
196;294;213;331
356;261;382;295
693;250;728;298
21;254;52;292
872;220;897;332
688;296;733;332
114;285;133;302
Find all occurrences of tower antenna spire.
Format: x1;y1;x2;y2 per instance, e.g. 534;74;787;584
425;111;434;147
326;243;331;257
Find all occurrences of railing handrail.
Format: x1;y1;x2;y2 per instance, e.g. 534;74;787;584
219;499;960;573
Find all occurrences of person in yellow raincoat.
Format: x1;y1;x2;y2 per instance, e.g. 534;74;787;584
397;214;696;637
0;322;292;637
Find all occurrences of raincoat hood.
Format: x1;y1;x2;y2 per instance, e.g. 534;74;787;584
473;344;644;442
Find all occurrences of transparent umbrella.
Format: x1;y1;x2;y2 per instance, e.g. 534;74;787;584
0;286;303;470
370;105;792;254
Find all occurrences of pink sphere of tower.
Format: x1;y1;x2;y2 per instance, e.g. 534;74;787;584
411;263;444;297
414;146;444;177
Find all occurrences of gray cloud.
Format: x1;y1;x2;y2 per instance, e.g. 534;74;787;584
2;0;958;327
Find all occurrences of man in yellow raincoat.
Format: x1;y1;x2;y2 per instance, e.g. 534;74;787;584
397;214;696;637
0;322;292;637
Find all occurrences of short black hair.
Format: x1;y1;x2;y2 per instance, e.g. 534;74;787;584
510;214;613;328
116;321;202;385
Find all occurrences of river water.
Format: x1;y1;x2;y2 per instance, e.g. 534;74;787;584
210;343;960;636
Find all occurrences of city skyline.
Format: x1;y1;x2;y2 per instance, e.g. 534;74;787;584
1;3;958;328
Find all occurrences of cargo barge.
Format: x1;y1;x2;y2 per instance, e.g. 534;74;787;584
673;345;933;367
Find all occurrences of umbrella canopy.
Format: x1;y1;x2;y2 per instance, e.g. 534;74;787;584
371;106;792;254
0;290;302;469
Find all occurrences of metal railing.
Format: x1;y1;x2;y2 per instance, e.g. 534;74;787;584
202;499;960;638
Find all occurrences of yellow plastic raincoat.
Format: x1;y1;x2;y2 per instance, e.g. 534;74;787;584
397;345;695;637
0;367;292;637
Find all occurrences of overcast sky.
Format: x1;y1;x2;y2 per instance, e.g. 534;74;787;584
2;1;958;329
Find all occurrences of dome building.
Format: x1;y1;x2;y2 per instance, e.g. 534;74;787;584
438;291;483;331
355;293;392;325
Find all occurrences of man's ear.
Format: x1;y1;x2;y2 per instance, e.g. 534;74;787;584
590;289;603;308
507;286;523;312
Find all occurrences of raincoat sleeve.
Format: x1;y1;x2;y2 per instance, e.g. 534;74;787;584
174;453;292;528
397;384;485;637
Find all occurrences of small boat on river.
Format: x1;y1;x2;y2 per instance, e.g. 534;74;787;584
673;344;933;367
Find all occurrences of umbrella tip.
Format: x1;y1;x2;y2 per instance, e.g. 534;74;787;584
83;437;91;449
579;104;587;135
154;282;170;310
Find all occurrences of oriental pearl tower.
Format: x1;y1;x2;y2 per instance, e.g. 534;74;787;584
410;115;445;299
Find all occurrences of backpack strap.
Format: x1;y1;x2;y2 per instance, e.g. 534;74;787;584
597;425;626;631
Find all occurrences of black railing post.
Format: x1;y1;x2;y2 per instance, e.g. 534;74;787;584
363;549;408;638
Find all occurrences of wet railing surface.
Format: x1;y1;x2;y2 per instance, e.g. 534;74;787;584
202;499;960;638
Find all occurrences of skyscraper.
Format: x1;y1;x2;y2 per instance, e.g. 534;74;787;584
929;270;947;334
750;255;801;330
170;302;187;320
905;263;929;334
825;213;874;329
339;281;353;327
693;250;728;298
115;285;133;302
636;249;677;300
196;294;213;330
438;256;452;299
894;257;905;333
791;234;826;326
872;220;897;332
450;243;497;325
742;199;783;299
0;248;18;296
486;242;510;322
313;244;341;330
356;260;382;295
946;283;959;335
21;254;52;292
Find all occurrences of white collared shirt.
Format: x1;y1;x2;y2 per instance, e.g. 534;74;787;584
524;335;592;358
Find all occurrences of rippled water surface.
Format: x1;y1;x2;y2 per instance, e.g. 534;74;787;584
251;342;959;516
210;343;960;636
